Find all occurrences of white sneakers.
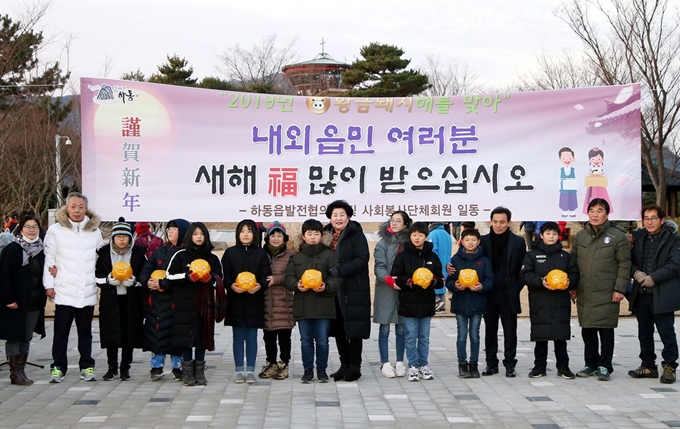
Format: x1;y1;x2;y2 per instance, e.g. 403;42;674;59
381;361;408;378
420;366;434;380
381;362;396;378
408;366;420;381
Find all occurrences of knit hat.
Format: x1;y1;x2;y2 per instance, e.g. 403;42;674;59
111;217;133;240
136;222;151;235
266;221;287;237
325;200;354;219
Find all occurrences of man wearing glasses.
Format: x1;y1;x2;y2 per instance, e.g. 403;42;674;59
628;204;680;384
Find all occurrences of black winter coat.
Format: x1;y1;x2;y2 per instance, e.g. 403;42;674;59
285;238;342;320
391;241;443;318
480;231;527;314
139;242;182;354
167;249;223;350
222;244;272;328
629;227;680;314
325;221;372;339
445;246;494;316
95;244;147;348
0;242;46;342
520;242;579;341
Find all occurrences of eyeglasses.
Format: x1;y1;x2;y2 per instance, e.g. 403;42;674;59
643;217;660;222
167;227;178;232
23;225;40;230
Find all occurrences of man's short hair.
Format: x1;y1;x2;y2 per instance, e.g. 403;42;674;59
461;228;481;240
587;198;609;214
490;206;512;221
539;221;560;235
65;192;88;207
641;204;665;220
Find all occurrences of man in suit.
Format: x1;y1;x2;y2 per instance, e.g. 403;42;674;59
480;207;527;377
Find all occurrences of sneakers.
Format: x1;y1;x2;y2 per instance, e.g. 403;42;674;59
529;367;546;378
459;362;471;378
150;367;164;381
576;366;598;378
381;362;396;378
119;368;130;381
408;366;420;382
628;365;658;379
50;367;64;383
234;372;246;384
258;360;278;379
317;369;329;383
80;367;96;382
394;361;407;377
419;366;434;380
245;372;256;384
557;367;576;379
301;369;314;384
660;363;676;384
469;363;480;378
172;368;182;381
102;367;117;381
597;366;610;381
435;300;446;312
273;361;289;380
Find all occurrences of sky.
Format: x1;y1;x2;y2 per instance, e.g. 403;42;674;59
7;0;588;92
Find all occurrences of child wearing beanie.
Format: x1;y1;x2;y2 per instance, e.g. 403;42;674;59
94;217;147;381
258;221;295;380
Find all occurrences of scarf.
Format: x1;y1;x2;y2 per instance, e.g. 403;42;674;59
111;242;133;295
267;242;286;257
16;235;43;266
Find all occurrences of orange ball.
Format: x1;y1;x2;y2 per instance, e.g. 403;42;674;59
546;269;569;290
189;259;211;276
235;271;257;290
150;269;166;280
412;267;434;289
111;262;133;281
301;269;323;290
458;269;479;288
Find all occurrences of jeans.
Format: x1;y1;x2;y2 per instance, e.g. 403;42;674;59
634;294;679;368
456;314;481;364
181;348;205;361
51;304;95;374
403;316;431;368
233;325;258;372
298;319;331;370
378;323;405;363
150;353;182;369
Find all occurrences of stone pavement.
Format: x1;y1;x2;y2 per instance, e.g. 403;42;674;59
1;317;679;429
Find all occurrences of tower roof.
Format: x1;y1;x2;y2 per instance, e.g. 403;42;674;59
284;52;350;69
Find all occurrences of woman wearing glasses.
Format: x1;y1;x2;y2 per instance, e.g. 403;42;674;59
0;213;47;385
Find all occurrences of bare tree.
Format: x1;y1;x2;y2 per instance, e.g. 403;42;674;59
515;51;602;91
217;34;298;94
556;0;680;208
422;55;483;96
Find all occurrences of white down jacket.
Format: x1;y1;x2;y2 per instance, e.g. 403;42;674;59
42;207;104;307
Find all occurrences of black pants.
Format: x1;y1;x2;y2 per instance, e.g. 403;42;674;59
581;327;615;373
332;301;364;367
107;347;133;370
534;340;569;370
484;292;518;368
263;328;292;363
634;294;678;369
105;295;134;370
51;304;95;374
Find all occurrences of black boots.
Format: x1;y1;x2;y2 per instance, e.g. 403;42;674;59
331;363;347;381
182;360;196;386
343;365;362;382
194;360;207;385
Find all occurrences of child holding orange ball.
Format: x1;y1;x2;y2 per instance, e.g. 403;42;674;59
520;221;579;379
221;219;272;384
445;228;493;378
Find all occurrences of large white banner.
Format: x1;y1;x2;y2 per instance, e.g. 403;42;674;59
81;78;641;221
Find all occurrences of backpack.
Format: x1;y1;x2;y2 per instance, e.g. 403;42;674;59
135;231;163;259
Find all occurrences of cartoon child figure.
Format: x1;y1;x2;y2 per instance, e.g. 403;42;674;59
558;147;578;218
582;147;613;214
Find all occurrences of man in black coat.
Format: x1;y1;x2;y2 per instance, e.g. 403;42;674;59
480;207;526;377
629;204;680;384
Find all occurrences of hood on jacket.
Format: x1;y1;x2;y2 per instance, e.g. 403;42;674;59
429;222;444;231
377;220;411;245
664;220;678;234
235;219;261;248
292;231;333;251
535;240;563;255
454;245;485;261
54;206;101;232
167;218;190;246
404;240;434;255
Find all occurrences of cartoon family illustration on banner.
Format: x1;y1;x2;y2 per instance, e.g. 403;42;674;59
558;145;612;218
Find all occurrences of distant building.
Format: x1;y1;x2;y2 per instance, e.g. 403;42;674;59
283;39;351;96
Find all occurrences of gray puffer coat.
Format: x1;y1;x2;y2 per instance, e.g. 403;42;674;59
372;221;409;325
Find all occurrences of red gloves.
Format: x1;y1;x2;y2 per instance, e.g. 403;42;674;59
384;276;396;288
200;272;212;283
405;279;414;288
188;271;201;282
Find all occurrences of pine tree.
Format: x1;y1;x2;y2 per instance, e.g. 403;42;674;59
148;54;197;86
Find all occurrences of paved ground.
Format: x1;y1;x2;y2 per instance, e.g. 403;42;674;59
1;317;679;429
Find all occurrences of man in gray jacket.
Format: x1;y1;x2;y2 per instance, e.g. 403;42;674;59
628;204;680;384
